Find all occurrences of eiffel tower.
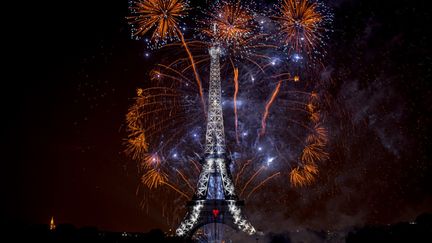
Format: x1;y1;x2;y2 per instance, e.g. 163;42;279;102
176;42;257;238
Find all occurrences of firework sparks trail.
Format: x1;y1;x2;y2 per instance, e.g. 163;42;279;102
246;172;280;199
235;160;251;186
177;29;206;115
190;160;201;174
233;67;239;143
162;181;190;199
156;64;195;84
247;58;266;74
141;168;167;189
142;168;190;199
240;166;265;197
260;80;282;137
175;169;195;193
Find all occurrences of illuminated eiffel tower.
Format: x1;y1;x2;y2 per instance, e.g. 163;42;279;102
176;33;257;239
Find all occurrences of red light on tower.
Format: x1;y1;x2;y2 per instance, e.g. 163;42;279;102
212;209;219;218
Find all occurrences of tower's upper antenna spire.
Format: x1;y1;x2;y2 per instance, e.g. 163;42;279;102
213;22;217;34
212;22;218;44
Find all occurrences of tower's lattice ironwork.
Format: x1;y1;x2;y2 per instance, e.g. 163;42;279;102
176;44;257;238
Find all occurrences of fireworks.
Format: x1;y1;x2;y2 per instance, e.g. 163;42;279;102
125;85;190;158
142;168;168;189
124;0;333;225
286;94;328;187
301;143;328;164
233;67;239;143
273;0;330;55
260;80;282;137
142;153;162;169
239;166;265;197
200;0;278;65
289;165;317;187
128;0;187;43
246;172;280;199
203;0;255;46
128;0;207;112
124;55;205;225
125;130;148;160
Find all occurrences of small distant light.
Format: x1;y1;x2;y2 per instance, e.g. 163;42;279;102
293;75;300;82
293;54;302;61
182;27;186;31
242;132;248;136
144;52;149;57
193;133;197;137
266;157;275;166
271;58;279;66
260;20;265;24
258;147;262;151
300;37;305;41
173;153;178;158
251;76;255;82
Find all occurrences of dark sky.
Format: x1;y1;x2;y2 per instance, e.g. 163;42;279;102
6;0;151;232
4;0;432;233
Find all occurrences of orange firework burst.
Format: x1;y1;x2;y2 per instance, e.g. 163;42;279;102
128;0;187;42
304;163;318;174
306;124;328;145
274;0;324;54
141;153;162;169
287;92;329;187
125;130;148;160
289;164;317;187
128;0;206;111
142;168;168;189
204;0;254;46
125;87;182;159
124;61;205;212
301;143;328;164
141;169;189;198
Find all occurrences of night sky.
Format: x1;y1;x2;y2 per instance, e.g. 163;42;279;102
5;0;432;235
